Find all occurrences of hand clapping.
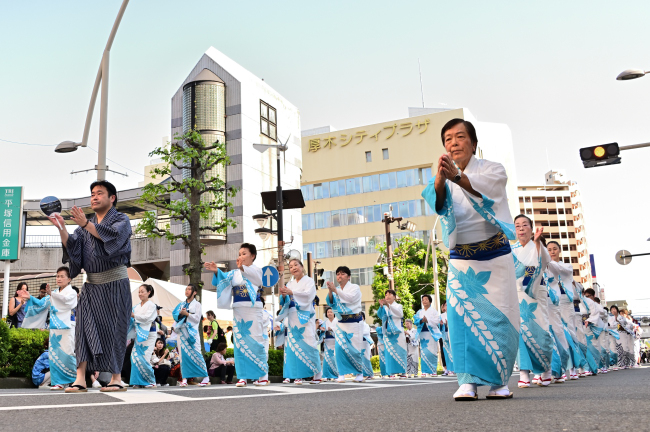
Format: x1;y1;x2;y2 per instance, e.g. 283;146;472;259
437;154;458;182
70;206;88;227
204;261;218;272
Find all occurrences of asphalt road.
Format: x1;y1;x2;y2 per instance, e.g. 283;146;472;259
0;367;648;431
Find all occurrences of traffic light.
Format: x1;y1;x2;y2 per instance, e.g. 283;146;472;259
579;143;620;168
317;268;325;288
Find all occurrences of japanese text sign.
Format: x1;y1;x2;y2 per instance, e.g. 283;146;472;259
1;187;23;261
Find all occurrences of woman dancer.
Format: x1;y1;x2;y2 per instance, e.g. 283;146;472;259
377;289;407;380
511;216;552;388
24;267;77;390
362;312;375;380
129;284;158;388
321;307;339;381
206;243;268;387
277;259;322;385
413;294;442;378
545;241;580;382
439;302;455;377
404;319;419;378
173;284;210;386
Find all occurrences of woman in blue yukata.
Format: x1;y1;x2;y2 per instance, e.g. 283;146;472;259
173;284;210;387
422;118;519;401
206;243;268;388
321;307;339;381
129;284;158;388
24;267;77;390
276;259;323;385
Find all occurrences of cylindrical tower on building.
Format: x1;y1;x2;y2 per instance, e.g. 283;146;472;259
182;69;226;241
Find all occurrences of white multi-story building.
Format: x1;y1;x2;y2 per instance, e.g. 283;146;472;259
168;47;302;287
518;170;593;288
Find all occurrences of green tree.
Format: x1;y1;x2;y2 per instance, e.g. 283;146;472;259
369;236;448;325
135;129;238;296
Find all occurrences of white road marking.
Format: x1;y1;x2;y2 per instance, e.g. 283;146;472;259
0;379;457;411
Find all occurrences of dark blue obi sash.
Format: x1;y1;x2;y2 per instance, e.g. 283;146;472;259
450;232;511;261
339;312;363;323
422;323;429;332
233;285;262;304
149;323;156;332
325;330;335;339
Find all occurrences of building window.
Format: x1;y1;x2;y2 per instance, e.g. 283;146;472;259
365;151;372;162
382;148;389;159
260;100;277;140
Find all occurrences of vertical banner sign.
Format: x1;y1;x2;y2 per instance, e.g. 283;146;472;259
1;187;23;261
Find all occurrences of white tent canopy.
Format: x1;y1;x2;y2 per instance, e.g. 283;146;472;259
130;278;233;322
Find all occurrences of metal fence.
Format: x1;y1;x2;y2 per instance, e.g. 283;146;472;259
24;235;62;248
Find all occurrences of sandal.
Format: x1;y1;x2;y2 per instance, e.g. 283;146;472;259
64;384;88;393
486;392;514;399
50;384;64;391
100;384;127;392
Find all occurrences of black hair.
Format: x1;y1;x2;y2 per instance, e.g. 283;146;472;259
206;310;215;318
440;118;478;154
56;266;71;279
540;236;547;247
187;284;198;297
514;214;534;228
610;305;619;314
594;297;601;304
71;286;79;294
17;282;28;291
313;295;320;307
40;283;48;291
227;326;233;331
260;295;266;308
215;342;227;353
325;307;333;316
385;289;397;297
584;288;596;297
240;243;257;261
140;283;154;298
422;294;433;304
361;311;366;320
335;266;351;276
90;180;118;206
154;338;166;356
547;241;561;249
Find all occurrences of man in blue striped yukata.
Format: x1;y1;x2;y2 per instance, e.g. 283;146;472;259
48;180;132;393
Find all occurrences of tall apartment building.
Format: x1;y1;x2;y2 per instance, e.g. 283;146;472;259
168;47;302;287
301;108;519;318
518;169;593;288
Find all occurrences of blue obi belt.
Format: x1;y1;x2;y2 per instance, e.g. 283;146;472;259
339;313;363;323
450;232;511;261
422;323;429;332
233;285;262;304
325;330;335;339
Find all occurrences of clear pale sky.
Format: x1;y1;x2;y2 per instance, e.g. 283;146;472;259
1;1;649;312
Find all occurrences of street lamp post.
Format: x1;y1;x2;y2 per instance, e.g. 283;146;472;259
382;206;416;292
616;68;648;81
54;0;130;181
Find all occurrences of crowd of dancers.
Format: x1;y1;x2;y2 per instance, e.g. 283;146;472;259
17;120;646;398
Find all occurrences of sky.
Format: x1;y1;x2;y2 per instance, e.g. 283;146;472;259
1;0;649;313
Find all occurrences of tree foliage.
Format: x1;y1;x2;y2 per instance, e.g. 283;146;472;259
135;129;238;290
369;236;449;325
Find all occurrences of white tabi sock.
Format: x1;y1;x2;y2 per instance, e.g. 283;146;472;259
488;385;510;396
260;374;268;381
338;375;346;381
520;370;530;382
355;373;364;381
200;377;209;384
541;370;552;380
314;371;323;380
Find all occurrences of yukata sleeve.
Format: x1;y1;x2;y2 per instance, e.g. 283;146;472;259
242;265;263;288
462;162;515;239
421;176;456;249
186;301;202;326
134;301;157;325
387;302;404;319
292;278;316;307
63;228;85;278
94;212;132;257
50;288;77;312
335;284;361;304
212;270;234;310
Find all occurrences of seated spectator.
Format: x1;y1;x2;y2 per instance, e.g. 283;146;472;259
151;338;172;386
32;340;50;389
208;343;235;384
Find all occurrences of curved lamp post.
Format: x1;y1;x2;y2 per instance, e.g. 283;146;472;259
616;68;648;81
54;0;130;181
